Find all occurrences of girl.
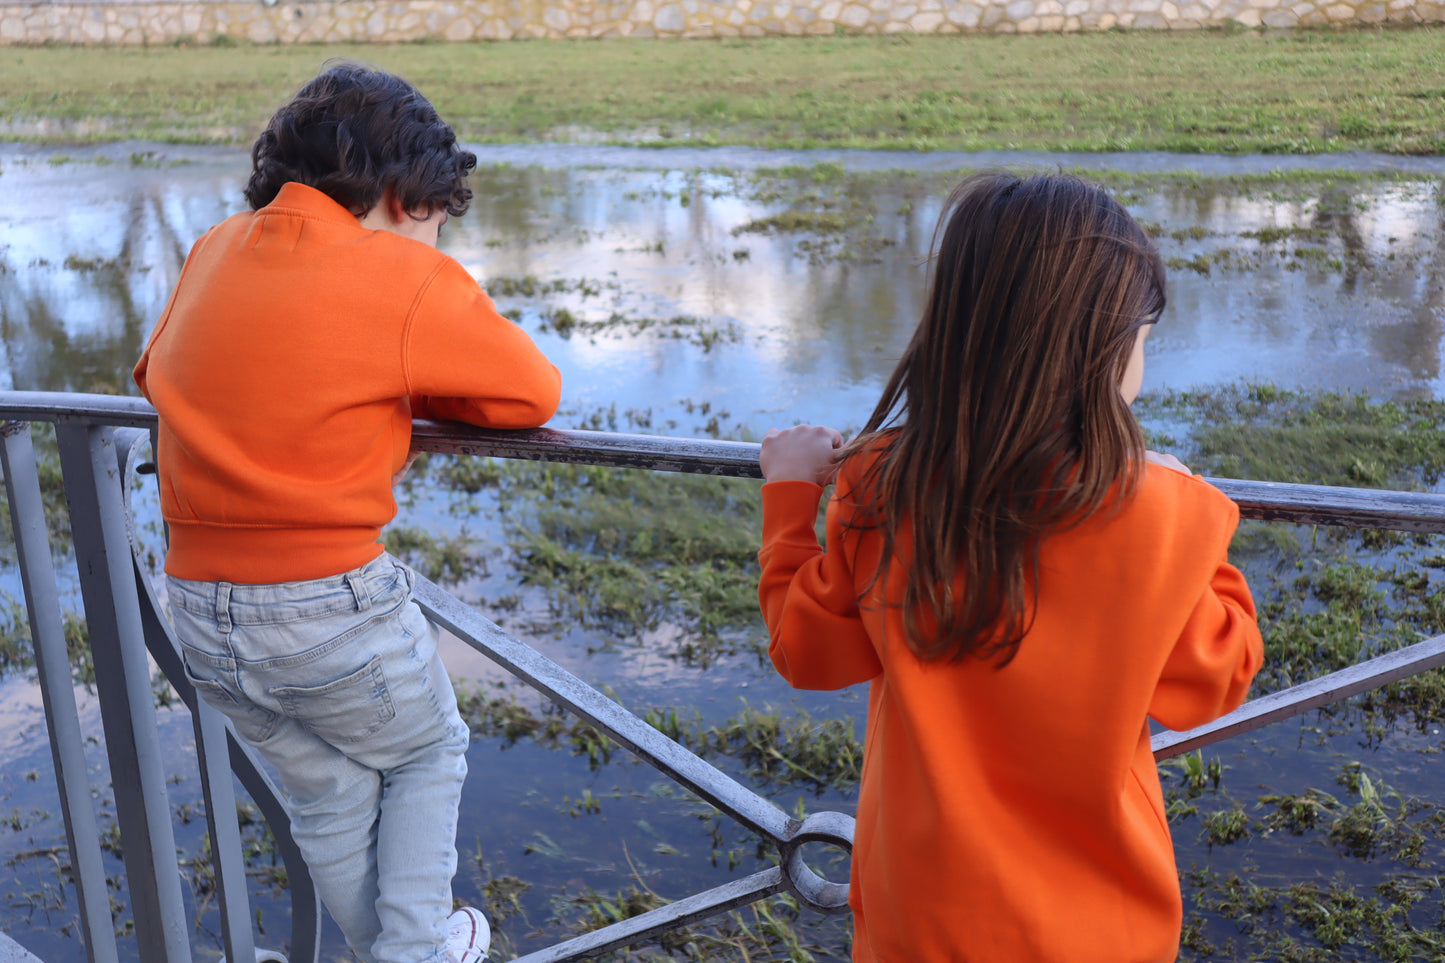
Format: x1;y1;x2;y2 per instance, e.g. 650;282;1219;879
757;172;1263;963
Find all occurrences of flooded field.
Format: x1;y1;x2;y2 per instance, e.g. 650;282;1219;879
2;144;1445;961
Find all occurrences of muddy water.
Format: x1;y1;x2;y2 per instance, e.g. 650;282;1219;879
2;144;1445;961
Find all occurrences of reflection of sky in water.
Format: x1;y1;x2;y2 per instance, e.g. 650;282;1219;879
3;146;1443;420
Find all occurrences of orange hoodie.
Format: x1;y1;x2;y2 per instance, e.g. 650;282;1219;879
759;458;1263;963
134;182;561;583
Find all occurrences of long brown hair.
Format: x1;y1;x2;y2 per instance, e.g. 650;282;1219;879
845;172;1166;665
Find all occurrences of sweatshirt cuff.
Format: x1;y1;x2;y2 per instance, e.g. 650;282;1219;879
761;480;826;544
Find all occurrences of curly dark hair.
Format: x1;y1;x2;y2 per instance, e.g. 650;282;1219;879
244;61;477;218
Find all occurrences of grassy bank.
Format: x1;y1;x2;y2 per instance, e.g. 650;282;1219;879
2;27;1444;152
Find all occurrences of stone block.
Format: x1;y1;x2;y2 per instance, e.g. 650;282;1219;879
1261;7;1297;22
654;2;685;28
806;17;835;30
1324;1;1355;16
1038;12;1064;25
839;2;869;25
912;9;945;27
947;3;983;25
820;0;841;18
1006;0;1033;16
1232;6;1262;22
543;6;570;30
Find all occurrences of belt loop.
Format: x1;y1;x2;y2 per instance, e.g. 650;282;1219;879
214;582;233;633
345;572;372;612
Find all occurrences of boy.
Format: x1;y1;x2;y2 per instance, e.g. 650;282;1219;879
134;62;561;963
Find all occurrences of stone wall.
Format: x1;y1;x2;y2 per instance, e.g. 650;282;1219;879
0;0;1439;45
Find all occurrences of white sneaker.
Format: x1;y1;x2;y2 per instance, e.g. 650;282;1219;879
445;905;491;963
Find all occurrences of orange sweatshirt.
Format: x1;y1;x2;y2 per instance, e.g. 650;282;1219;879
134;182;561;583
759;458;1263;963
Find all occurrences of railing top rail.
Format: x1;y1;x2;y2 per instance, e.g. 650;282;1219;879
4;390;1445;533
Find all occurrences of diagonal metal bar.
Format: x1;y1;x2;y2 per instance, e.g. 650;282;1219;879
115;427;321;963
0;422;121;963
133;562;322;963
510;867;789;963
412;575;797;843
114;427;254;963
1153;632;1445;760
55;421;192;963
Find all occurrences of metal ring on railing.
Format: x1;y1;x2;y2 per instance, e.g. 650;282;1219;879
778;810;855;914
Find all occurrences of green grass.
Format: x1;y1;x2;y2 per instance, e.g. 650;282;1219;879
1;28;1444;152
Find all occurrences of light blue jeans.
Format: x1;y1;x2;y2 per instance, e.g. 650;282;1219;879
168;554;469;963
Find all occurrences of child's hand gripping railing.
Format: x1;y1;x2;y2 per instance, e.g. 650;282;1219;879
4;388;1445;963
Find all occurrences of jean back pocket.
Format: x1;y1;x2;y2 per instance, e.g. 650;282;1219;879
271;655;397;744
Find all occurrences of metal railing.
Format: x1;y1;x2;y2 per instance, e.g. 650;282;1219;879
2;388;1445;962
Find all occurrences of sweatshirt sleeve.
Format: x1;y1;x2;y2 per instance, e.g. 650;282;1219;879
135;232;210;401
1148;493;1265;732
758;480;883;690
404;259;561;429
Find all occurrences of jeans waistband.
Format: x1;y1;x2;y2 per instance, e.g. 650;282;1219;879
166;553;407;629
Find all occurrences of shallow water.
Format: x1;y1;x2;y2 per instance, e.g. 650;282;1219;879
3;144;1445;408
2;144;1445;961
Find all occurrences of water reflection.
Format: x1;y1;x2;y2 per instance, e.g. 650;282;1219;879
6;144;1445;961
3;147;1444;417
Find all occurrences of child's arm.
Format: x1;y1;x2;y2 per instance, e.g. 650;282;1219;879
1148;505;1264;731
758;426;882;690
405;262;561;429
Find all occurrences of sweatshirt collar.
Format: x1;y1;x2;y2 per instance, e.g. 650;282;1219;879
263;182;365;228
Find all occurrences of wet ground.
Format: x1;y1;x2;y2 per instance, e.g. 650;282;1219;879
2;144;1445;961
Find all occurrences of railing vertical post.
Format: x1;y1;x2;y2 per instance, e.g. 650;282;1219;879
54;421;191;963
0;422;121;963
